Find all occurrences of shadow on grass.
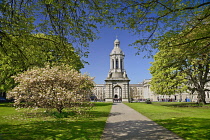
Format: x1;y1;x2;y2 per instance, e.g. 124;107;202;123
160;102;208;107
156;117;210;140
0;102;112;139
92;102;113;107
0;103;14;107
22;109;111;120
0;120;105;140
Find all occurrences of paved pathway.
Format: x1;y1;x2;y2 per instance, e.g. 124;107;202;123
101;103;183;140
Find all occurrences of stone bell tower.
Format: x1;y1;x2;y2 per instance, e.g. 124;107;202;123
105;39;130;102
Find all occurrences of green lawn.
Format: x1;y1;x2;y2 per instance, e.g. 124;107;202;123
0;102;112;140
125;102;210;140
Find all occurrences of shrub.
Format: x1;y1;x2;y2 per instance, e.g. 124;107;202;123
8;65;94;113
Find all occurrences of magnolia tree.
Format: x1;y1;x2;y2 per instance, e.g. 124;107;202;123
8;65;94;113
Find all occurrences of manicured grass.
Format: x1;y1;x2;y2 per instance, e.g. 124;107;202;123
0;102;112;140
125;102;210;140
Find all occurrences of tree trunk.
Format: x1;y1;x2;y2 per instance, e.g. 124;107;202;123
197;90;206;104
57;107;63;113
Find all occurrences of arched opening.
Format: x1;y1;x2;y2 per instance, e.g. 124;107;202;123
113;86;122;102
120;59;123;70
116;59;118;69
112;59;114;69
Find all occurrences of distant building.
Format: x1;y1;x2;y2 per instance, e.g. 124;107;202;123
92;39;210;103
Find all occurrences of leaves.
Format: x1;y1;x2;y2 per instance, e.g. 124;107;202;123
0;33;83;93
149;23;210;103
111;0;210;54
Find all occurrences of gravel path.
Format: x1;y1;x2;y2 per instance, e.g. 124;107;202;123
101;103;183;140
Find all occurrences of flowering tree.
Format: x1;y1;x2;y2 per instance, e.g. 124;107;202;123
8;65;94;113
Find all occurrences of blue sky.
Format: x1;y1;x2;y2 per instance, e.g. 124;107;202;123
81;27;154;84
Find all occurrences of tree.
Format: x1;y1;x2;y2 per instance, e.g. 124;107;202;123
7;65;94;113
1;0;209;55
149;25;210;104
112;0;210;104
1;0;209;60
0;33;83;94
0;0;115;56
113;0;210;54
1;0;209;99
0;0;113;93
0;0;108;68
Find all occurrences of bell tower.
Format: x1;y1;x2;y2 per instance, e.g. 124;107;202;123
105;39;130;102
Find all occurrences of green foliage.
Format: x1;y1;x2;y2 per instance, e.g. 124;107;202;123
0;33;83;93
0;0;115;93
2;0;209;55
0;0;104;47
1;0;209;97
0;102;112;140
125;102;210;140
112;0;210;54
149;22;210;103
149;48;188;95
7;65;94;113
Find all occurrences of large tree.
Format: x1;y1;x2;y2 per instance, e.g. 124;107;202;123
0;33;83;94
1;0;209;95
0;0;114;94
149;24;210;104
114;0;210;103
0;0;106;67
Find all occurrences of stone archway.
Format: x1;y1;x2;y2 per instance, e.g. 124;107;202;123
113;86;122;102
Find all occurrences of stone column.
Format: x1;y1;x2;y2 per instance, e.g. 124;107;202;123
127;82;130;102
114;58;116;69
123;84;126;98
118;58;120;69
110;58;112;69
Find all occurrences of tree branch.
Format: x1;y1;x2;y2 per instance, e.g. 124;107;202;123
174;36;210;46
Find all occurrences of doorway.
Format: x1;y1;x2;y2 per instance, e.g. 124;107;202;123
113;86;122;99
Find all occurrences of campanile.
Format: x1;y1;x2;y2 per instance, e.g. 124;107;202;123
104;39;130;102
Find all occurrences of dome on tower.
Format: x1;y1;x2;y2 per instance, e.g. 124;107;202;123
110;47;123;55
114;39;120;44
110;39;124;55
